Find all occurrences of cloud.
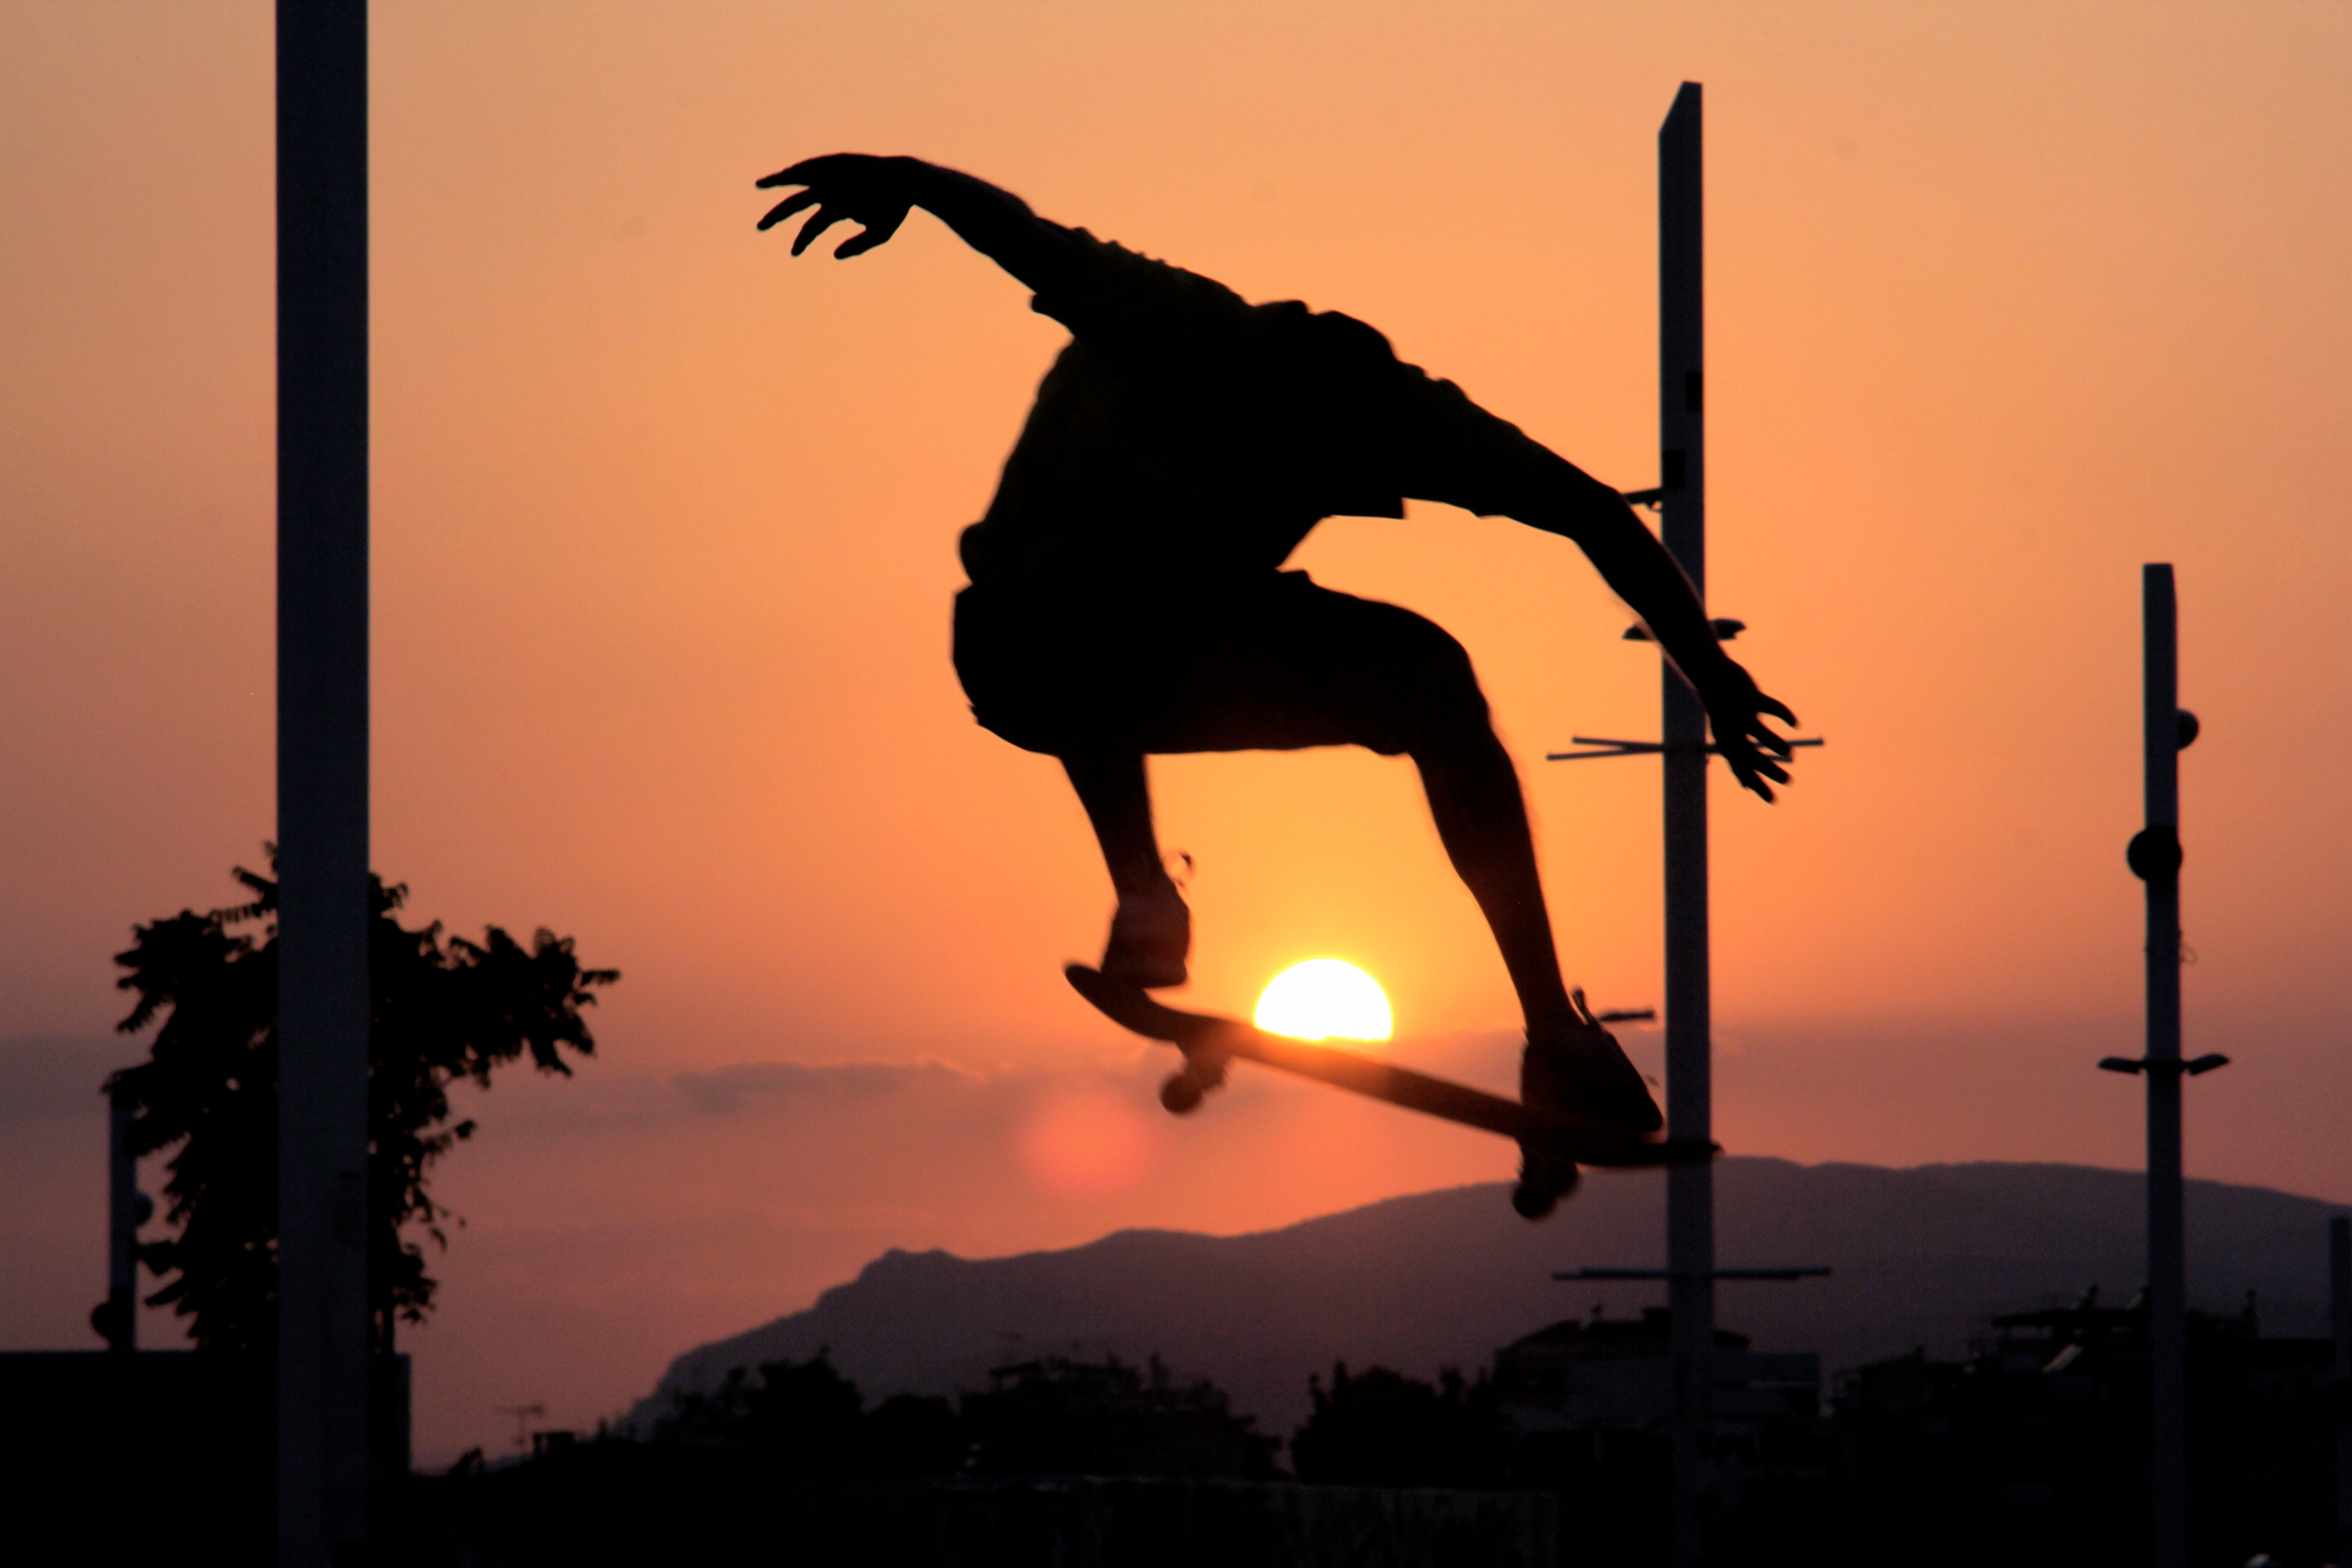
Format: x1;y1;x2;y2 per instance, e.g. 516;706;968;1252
670;1058;983;1115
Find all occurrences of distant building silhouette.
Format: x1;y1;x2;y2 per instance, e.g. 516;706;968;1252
963;1354;1281;1480
1493;1305;1818;1433
1836;1289;2339;1565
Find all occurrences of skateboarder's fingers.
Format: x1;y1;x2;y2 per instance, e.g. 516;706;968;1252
832;215;903;258
757;154;845;189
1757;693;1798;729
789;209;853;257
757;189;820;232
1726;743;1788;798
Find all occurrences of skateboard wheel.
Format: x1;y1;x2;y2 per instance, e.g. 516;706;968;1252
1159;1072;1206;1116
1510;1181;1558;1220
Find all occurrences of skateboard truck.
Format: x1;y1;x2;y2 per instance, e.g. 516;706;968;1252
1513;1150;1580;1219
1158;1042;1230;1114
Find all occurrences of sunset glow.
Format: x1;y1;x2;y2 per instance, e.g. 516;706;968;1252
1016;1086;1164;1198
7;0;2352;1473
1254;960;1393;1044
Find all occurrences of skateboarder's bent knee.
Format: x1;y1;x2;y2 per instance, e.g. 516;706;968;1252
1354;612;1496;762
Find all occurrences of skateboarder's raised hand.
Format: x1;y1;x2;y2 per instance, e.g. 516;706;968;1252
758;154;1079;295
757;154;915;258
1698;661;1798;801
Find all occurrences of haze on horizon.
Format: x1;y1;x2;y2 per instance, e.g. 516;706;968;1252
4;0;2348;1465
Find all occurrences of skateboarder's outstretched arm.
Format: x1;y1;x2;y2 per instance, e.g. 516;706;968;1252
1529;472;1798;799
758;154;1798;800
757;154;1083;297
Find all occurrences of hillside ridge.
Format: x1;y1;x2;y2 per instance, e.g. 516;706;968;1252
627;1157;2348;1439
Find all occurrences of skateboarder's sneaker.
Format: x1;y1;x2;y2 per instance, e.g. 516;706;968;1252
1522;989;1662;1136
1100;886;1190;990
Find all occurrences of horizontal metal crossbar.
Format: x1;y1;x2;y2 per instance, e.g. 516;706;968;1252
1556;1267;1833;1282
1545;736;1826;762
2098;1054;2230;1078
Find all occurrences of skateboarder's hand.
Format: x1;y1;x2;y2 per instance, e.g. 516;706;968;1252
1698;660;1798;802
756;154;916;259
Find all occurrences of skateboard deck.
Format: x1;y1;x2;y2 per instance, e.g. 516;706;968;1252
1066;965;1715;1216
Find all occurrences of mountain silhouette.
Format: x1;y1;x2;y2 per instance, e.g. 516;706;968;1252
627;1158;2346;1440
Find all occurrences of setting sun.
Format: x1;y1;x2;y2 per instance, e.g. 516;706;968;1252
1253;960;1394;1044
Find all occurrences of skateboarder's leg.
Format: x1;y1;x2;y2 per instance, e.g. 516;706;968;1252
1411;721;1661;1133
1210;583;1660;1135
949;586;1197;986
1062;750;1190;988
1060;701;1581;1030
1406;723;1575;1035
1114;575;1580;1035
1061;751;1166;900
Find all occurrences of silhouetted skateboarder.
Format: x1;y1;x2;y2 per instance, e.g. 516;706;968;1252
758;155;1796;1139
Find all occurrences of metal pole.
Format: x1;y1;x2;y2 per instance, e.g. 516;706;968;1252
2330;1215;2350;1560
277;2;372;1562
1657;80;1714;1568
2141;564;2186;1568
104;1087;139;1351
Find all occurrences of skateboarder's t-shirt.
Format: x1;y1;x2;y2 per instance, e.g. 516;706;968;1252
956;229;1558;600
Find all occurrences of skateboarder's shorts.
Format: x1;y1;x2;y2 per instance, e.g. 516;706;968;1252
952;570;1493;759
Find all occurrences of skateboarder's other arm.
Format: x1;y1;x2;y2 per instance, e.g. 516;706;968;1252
1533;466;1798;799
1395;382;1798;799
757;153;1086;298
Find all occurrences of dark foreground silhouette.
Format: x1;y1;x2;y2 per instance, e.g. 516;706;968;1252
347;1301;2339;1567
756;154;1797;1153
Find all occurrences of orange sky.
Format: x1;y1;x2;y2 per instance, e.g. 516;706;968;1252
5;0;2350;1461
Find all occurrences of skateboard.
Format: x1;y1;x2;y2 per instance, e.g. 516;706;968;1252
1065;964;1716;1220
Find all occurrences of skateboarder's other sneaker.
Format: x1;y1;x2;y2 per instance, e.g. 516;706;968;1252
1522;989;1661;1136
1100;886;1190;990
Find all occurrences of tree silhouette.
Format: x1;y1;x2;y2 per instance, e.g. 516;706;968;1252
961;1354;1281;1479
649;1352;971;1476
1289;1361;1509;1488
647;1351;1279;1480
107;858;616;1352
653;1352;867;1466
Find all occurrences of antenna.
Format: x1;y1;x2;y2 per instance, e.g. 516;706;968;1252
495;1403;548;1452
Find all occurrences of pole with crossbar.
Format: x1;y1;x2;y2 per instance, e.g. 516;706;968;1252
1548;83;1821;1568
1652;83;1716;1568
2100;565;2213;1568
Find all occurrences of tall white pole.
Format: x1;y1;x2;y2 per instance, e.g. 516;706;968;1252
276;2;373;1560
1657;81;1714;1568
2139;564;2187;1568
